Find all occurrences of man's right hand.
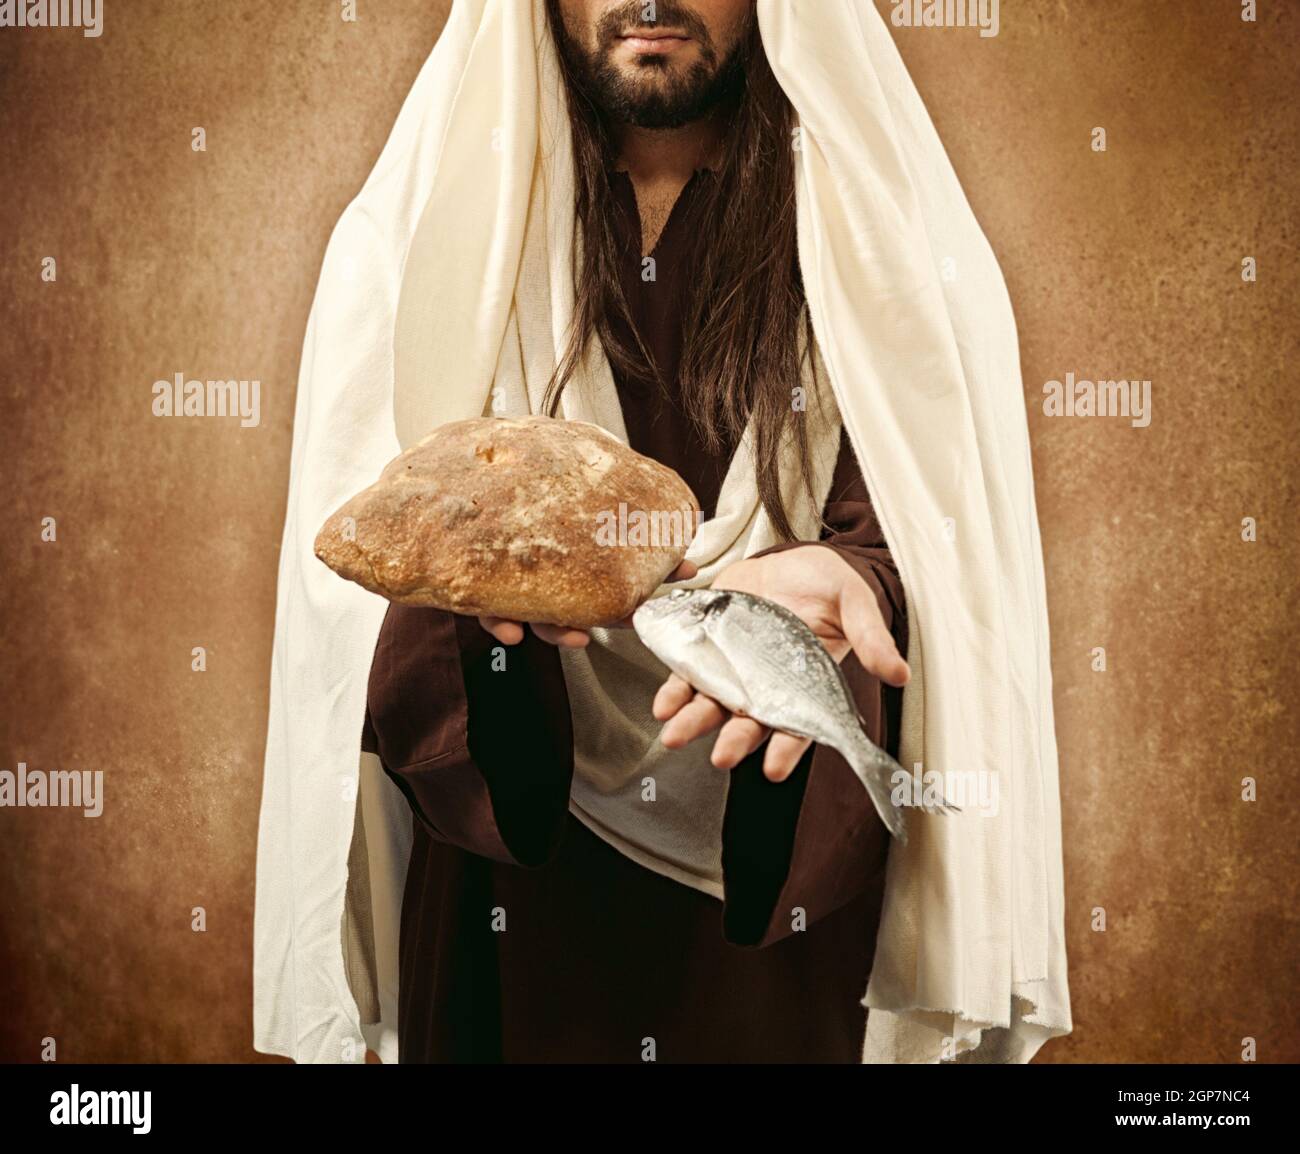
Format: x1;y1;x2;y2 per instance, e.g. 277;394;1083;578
477;560;698;648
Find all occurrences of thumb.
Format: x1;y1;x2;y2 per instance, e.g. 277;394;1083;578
839;575;910;688
668;558;698;582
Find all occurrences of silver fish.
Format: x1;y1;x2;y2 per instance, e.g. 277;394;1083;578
634;587;958;843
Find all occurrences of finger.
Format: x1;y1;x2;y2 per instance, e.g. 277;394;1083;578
479;616;524;645
762;732;812;782
710;715;769;770
840;580;910;687
668;559;699;582
529;622;591;648
607;561;698;631
660;692;727;749
652;673;696;721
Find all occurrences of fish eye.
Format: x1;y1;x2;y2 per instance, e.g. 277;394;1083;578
669;588;691;600
702;592;731;616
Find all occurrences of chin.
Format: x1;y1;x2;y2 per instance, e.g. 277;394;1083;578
622;71;676;99
617;72;676;101
618;43;700;69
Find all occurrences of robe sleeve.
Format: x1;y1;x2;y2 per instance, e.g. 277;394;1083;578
362;604;574;868
719;426;908;948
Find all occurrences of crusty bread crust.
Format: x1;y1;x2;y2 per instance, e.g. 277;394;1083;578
314;416;700;628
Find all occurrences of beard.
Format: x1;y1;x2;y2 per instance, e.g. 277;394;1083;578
552;0;751;129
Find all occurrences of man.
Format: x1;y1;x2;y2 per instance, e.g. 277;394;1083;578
485;0;911;775
364;0;911;1062
254;0;1070;1067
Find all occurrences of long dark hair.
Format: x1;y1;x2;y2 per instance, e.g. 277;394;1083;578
543;3;820;542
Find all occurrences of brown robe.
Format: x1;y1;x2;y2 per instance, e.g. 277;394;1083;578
360;169;908;1063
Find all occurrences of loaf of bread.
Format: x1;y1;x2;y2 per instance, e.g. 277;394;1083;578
314;416;700;628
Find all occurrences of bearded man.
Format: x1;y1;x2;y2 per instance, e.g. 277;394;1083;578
253;0;1072;1066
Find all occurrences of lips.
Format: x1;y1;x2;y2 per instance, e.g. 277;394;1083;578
619;27;690;53
620;27;688;40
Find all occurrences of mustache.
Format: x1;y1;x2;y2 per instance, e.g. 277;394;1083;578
596;0;716;54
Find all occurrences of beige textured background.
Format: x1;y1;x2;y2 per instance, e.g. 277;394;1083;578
1;0;1295;1063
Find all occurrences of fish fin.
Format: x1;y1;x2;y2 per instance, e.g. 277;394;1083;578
921;796;963;816
690;641;752;718
851;715;962;818
843;731;909;843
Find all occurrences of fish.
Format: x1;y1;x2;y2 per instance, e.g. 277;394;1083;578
633;587;960;843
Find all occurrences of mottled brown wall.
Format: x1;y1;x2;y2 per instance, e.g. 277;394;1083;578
0;0;1295;1063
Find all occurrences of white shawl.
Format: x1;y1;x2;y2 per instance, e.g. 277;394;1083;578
253;0;1071;1065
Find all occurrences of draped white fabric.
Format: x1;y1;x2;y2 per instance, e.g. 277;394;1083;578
253;0;1071;1065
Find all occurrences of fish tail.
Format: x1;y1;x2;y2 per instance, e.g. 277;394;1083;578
844;732;910;844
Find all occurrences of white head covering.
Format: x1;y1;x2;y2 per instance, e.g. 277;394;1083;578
253;0;1071;1065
